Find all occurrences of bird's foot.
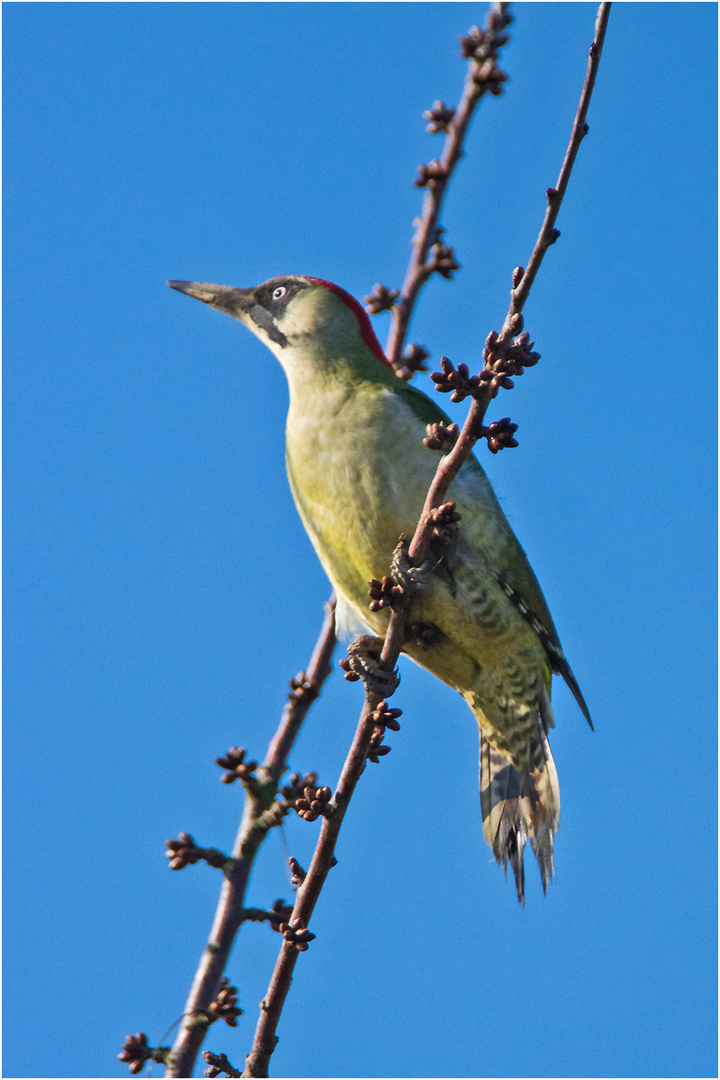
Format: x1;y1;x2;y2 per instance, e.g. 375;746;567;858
341;635;400;696
390;539;438;593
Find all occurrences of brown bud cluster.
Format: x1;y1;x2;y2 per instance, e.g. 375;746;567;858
430;357;481;403
281;771;318;803
472;61;508;95
484;417;519;454
429;501;462;543
478;368;514;393
267;898;295;930
367;699;403;764
118;1033;153;1074
364;283;399;314
368;728;392;764
165;832;202;870
208;977;243;1027
460;9;512;61
424;99;456;133
459;9;512;96
371;700;403;731
487;7;513;32
394;342;431;382
295;784;333;822
415;159;449;188
368;574;404;612
424;421;460;451
403;343;430;373
504;329;541;371
288;857;306;887
288;670;318;704
203;1051;242;1079
165;833;228;871
480;328;541;398
428;242;460;280
338;656;361;682
279;917;316;951
460;25;486;58
215;746;258;785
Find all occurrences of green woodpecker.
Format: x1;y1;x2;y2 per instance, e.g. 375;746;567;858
168;274;591;903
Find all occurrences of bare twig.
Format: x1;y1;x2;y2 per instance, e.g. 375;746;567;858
165;598;337;1078
242;694;386;1078
404;0;612;573
241;7;611;1075
204;1050;243;1078
118;1032;170;1074
384;3;513;372
508;2;611;320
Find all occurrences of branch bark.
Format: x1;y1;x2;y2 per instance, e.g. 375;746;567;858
385;2;513;370
507;2;611;321
165;598;337;1078
242;694;381;1078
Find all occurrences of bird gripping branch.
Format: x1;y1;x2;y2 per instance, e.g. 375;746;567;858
168;274;591;903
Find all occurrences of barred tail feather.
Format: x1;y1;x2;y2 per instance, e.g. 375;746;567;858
479;728;560;904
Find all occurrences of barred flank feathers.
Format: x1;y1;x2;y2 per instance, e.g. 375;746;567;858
479;727;560;905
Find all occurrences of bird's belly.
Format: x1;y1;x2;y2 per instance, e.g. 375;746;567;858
284;393;549;754
286;401;436;597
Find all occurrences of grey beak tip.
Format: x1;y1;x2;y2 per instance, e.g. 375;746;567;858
167;280;224;305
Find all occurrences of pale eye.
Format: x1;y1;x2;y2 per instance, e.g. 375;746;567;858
272;286;287;300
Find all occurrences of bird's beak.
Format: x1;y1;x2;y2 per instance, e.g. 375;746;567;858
168;278;288;348
167;280;255;315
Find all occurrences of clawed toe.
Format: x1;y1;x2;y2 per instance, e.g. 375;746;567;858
344;635;400;695
390;540;437;592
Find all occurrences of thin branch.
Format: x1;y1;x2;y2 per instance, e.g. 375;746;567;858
406;0;612;569
384;3;512;371
165;597;337;1078
263;596;339;785
507;2;611;324
204;1051;243;1078
242;695;383;1079
242;7;611;1074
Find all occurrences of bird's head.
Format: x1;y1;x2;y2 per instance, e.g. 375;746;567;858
168;275;393;376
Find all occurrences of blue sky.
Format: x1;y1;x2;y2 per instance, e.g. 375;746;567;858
4;3;717;1079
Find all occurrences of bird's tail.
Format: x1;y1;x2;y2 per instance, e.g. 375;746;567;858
479;725;560;905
